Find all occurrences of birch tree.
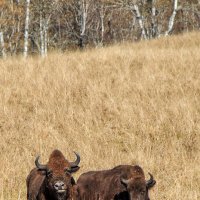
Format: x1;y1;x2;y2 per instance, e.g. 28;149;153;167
165;0;179;36
150;0;158;38
0;31;6;58
0;1;6;58
38;0;53;56
40;14;50;56
132;4;147;40
40;11;45;56
24;0;31;57
76;0;90;48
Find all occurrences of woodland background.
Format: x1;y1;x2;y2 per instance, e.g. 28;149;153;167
0;0;200;57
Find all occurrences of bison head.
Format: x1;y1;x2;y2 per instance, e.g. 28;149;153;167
121;167;156;200
35;149;80;200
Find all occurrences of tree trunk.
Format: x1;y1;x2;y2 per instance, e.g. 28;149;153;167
165;0;178;36
133;4;147;40
44;23;48;56
100;4;105;45
151;0;158;38
40;11;45;57
0;31;6;58
24;0;30;57
78;0;88;48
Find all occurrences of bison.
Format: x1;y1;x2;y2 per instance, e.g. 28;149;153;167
75;165;156;200
26;149;80;200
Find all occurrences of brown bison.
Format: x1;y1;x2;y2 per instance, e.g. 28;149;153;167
26;149;80;200
75;165;156;200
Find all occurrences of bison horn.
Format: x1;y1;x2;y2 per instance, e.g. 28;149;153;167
146;173;156;188
35;156;48;171
70;152;80;167
121;178;131;186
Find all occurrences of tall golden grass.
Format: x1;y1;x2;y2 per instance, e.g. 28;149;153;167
0;32;200;199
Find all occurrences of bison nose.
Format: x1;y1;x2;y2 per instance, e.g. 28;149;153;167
54;181;65;191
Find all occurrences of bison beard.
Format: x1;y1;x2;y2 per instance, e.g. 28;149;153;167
26;149;80;200
76;165;156;200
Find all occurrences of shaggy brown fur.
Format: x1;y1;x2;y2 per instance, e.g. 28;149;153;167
47;150;71;175
76;165;156;200
27;149;80;200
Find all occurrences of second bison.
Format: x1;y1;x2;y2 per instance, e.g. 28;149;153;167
76;165;156;200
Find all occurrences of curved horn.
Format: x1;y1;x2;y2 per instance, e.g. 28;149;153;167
121;178;130;186
70;152;80;167
35;156;48;171
146;173;156;188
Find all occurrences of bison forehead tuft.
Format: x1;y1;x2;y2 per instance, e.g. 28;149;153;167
131;165;145;176
47;149;71;171
49;149;66;160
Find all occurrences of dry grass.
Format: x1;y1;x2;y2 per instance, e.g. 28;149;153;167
0;32;200;199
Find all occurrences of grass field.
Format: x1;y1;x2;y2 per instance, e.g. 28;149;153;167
0;32;200;199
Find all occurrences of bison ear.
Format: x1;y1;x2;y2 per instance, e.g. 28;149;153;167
29;172;46;199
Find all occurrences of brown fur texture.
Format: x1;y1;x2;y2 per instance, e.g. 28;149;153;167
27;149;80;200
47;150;71;175
76;165;156;200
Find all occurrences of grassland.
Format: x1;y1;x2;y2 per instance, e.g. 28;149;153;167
0;32;200;199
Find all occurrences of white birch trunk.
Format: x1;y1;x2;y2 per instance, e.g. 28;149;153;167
40;12;45;57
165;0;178;36
44;16;51;56
133;4;147;40
151;0;158;38
44;24;48;56
80;1;88;36
78;0;89;48
0;32;6;58
100;5;105;45
24;0;30;57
